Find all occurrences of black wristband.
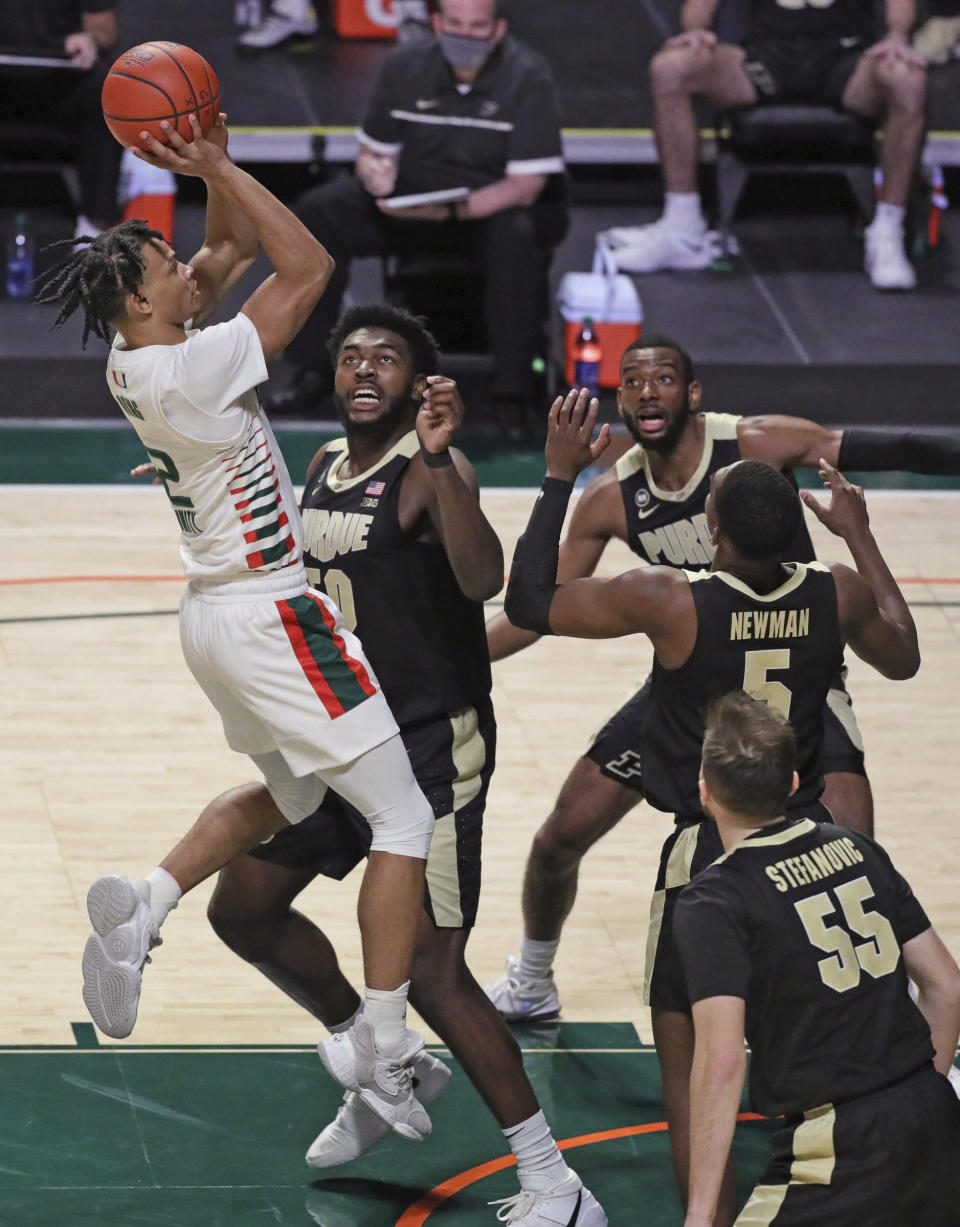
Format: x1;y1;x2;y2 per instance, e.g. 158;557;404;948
420;446;454;468
503;476;574;635
838;426;960;475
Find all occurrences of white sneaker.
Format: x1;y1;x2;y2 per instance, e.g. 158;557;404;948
317;1016;431;1141
490;1172;607;1225
237;3;318;53
601;220;718;272
81;875;159;1039
484;955;561;1023
306;1049;451;1167
864;225;916;290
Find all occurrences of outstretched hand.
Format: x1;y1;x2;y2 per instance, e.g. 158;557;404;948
545;388;611;482
799;458;870;540
127;112;229;177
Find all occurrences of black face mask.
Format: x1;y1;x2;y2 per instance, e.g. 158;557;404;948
436;30;497;71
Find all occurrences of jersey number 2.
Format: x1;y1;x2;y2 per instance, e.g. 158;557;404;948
794;876;901;993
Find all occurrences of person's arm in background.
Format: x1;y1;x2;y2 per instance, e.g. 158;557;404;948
737;414;960;475
662;0;720;50
456;58;563;220
354;49;403;198
869;0;925;64
65;5;117;67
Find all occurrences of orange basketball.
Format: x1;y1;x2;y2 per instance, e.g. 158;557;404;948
101;41;221;148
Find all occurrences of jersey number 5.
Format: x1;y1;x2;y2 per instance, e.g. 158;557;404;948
794;876;901;993
742;648;792;718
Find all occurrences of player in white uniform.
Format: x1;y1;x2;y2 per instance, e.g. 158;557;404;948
37;113;435;1139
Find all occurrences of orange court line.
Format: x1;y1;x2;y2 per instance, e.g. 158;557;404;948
394;1113;765;1226
2;574;959;588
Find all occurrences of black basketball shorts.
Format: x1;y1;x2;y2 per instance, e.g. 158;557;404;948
741;36;866;108
586;669;865;795
736;1065;960;1225
249;697;495;929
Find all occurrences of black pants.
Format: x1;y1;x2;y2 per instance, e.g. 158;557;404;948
0;59;123;226
286;171;568;403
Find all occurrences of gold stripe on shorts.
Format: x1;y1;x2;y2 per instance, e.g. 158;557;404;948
734;1103;837;1224
425;705;485;929
826;686;864;753
642;823;702;1006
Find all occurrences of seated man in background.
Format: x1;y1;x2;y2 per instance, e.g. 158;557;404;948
269;0;567;438
0;0;121;235
608;0;926;290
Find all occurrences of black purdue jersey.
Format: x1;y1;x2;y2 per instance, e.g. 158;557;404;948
675;818;935;1117
748;0;875;42
641;563;843;816
301;431;491;726
616;413;815;571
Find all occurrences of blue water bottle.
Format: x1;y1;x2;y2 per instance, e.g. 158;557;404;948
573;317;602;396
6;213;35;300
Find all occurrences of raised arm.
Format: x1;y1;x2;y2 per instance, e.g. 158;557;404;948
503;390;696;659
185;116;259;326
487;472;620;661
801;461;919;680
413;376;504;602
129;118;333;358
738;414;960;475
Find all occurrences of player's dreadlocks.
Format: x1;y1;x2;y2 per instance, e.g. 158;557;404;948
35;219;165;348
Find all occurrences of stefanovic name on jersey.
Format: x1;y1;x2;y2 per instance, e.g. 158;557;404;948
730;607;810;641
765;836;866;893
302;508;374;563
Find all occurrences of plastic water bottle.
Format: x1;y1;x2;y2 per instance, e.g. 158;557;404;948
6;213;35;300
573;317;602;396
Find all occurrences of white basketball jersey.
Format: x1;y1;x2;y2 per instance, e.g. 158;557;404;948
106;313;302;580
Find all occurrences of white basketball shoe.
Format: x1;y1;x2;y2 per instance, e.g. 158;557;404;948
484;955;561;1023
489;1171;608;1225
864;223;916;290
317;1016;431;1141
602;219;719;272
307;1048;451;1167
82;875;159;1039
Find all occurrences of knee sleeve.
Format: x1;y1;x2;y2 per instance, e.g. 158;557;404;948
250;751;326;826
322;734;435;859
366;776;435;860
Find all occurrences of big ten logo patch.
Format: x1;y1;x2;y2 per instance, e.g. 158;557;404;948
333;0;398;38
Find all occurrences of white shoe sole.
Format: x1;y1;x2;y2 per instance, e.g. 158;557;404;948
82;876;150;1039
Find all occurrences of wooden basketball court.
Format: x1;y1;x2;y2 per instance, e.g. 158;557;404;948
1;480;957;1224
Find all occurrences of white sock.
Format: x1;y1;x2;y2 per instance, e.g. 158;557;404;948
517;936;560;983
871;201;906;235
140;867;181;928
328;1004;363;1035
363;981;409;1053
504;1110;571;1192
662;191;705;233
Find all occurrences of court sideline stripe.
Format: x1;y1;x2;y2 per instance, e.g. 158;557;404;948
394;1113;765;1226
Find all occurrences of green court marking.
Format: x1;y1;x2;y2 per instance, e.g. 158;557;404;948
0;1031;775;1227
70;1022;99;1049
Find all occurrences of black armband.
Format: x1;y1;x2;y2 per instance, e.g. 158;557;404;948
838;426;960;475
420;446;453;468
503;476;573;635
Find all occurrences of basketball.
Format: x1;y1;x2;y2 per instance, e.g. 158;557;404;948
101;41;221;148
